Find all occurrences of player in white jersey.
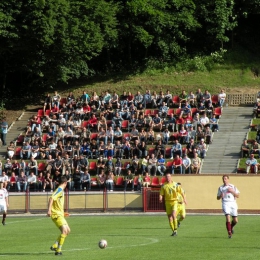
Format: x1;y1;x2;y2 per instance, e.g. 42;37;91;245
217;175;240;238
0;182;9;225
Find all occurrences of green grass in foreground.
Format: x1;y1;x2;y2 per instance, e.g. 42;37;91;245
1;215;260;260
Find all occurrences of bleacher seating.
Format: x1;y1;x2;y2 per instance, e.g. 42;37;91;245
4;90;225;192
238;104;259;173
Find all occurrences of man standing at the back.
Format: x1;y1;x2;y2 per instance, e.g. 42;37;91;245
1;118;8;146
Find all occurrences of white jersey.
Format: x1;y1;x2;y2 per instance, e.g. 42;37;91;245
217;184;239;203
0;188;8;206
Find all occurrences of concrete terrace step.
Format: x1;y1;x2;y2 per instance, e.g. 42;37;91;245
207;147;243;150
203;168;239;172
201;170;238;174
203;159;240;163
205;156;240;160
207;143;240;146
201;106;253;174
0;111;35;158
203;166;238;170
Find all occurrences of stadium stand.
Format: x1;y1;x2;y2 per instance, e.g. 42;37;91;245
2;89;224;192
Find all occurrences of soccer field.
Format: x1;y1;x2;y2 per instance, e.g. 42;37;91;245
1;215;260;260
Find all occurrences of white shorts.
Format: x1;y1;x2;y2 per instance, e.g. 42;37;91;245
7;151;14;157
0;204;7;213
222;202;238;217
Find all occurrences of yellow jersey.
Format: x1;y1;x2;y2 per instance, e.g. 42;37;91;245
51;187;64;217
177;187;185;203
160;181;181;202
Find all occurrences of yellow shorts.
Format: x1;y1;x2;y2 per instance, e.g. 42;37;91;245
51;215;68;229
165;201;178;215
177;203;186;218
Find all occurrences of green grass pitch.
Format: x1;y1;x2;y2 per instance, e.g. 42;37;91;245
1;215;260;260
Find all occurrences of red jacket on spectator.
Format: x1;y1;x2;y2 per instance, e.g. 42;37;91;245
86;115;98;126
144;176;151;182
83;105;91;113
51;106;59;113
173;157;182;166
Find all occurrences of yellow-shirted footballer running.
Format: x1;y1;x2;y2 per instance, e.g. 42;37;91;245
47;176;70;256
159;173;186;236
176;182;187;228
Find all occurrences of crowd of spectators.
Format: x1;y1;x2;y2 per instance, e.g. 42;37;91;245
0;88;224;192
240;98;260;174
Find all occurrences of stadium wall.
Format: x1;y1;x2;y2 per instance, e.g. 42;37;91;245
8;175;260;213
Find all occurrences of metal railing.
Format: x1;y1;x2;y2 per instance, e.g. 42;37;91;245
8;189;144;214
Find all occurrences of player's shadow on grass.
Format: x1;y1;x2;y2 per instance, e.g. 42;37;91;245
182;236;220;239
123;228;169;230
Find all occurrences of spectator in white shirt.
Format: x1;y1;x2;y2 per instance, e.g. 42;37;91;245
162;129;170;145
195;139;207;159
27;172;37;191
218;89;226;107
147;154;157;176
199;113;209;128
246;154;259;174
182;154;191;174
106;126;114;144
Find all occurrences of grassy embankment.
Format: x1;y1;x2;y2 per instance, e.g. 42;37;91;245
60;47;260;96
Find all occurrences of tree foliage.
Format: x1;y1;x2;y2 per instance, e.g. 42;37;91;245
115;0;199;64
0;0;118;97
0;0;259;98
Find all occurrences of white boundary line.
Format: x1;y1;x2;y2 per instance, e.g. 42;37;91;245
62;237;159;252
5;217;46;224
0;237;159;256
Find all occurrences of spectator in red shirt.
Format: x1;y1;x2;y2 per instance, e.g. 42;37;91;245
11;160;20;176
172;155;183;174
83;104;91;120
8;172;17;191
179;126;188;144
86;114;98;131
127;92;134;106
50;104;59;116
143;172;151;188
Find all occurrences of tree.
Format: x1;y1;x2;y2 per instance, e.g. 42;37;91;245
115;0;199;65
0;1;23;98
191;0;237;51
0;0;118;98
232;0;260;53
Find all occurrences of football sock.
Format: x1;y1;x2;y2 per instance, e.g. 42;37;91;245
169;221;174;232
173;219;178;230
3;213;6;222
58;234;67;249
231;220;237;229
55;247;62;254
178;216;184;222
52;241;58;248
226;221;231;233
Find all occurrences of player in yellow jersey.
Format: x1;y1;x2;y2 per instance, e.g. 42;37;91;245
47;176;70;256
176;182;186;228
159;173;186;236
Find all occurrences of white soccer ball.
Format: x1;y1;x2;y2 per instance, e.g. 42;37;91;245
98;239;108;249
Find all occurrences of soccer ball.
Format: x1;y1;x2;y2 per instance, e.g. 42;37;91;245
98;239;108;249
